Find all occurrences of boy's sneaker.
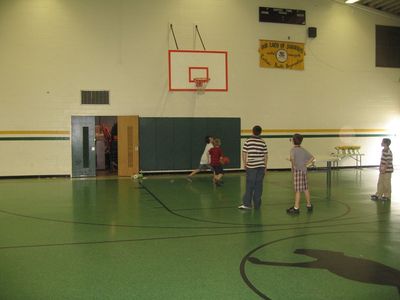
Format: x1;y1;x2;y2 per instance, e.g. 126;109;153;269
238;205;252;210
286;207;300;215
370;195;379;201
215;180;223;187
381;196;390;201
307;204;313;212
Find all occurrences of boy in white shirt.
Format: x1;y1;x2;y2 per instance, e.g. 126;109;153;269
187;136;213;182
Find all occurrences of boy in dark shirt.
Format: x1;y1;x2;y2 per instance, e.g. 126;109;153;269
209;138;224;186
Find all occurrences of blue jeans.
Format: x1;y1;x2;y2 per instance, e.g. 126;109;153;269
242;167;265;209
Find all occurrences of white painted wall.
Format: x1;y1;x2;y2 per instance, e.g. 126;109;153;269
0;141;71;176
0;0;399;175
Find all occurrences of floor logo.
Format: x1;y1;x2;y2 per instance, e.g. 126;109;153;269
250;248;400;293
241;246;400;299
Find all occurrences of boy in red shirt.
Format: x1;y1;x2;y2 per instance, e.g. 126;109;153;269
209;138;224;186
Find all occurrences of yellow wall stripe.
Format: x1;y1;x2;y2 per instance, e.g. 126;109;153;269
0;131;70;135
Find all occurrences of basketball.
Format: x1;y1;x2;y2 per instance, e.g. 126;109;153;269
221;156;230;165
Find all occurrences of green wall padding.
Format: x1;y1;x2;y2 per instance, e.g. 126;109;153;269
139;117;241;171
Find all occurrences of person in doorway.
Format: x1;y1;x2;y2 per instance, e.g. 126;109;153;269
371;138;393;201
286;133;315;215
238;125;268;210
187;136;214;182
110;122;118;172
100;124;112;169
209;138;224;187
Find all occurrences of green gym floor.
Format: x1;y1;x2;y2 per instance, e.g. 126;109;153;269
0;169;399;300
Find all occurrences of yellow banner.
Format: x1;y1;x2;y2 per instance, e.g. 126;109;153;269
259;40;305;70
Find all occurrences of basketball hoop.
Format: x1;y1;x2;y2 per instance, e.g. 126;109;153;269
193;77;209;94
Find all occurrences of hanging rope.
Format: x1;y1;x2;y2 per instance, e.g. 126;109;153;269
195;25;206;50
170;24;179;50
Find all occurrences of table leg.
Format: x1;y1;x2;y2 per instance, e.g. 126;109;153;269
327;161;332;198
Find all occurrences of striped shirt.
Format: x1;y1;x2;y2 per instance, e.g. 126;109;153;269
380;148;393;173
243;136;268;168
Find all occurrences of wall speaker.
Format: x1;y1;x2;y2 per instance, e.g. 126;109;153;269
308;27;317;38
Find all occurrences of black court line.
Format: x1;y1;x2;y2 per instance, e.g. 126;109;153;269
0;178;394;231
0;183;357;229
153;199;322;211
1;186;396;231
140;181;354;227
0;208;246;230
141;182;265;227
0;221;398;251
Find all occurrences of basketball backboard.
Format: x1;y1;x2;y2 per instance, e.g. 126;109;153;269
168;50;228;92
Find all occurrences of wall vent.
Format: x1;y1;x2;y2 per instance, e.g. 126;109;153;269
81;90;109;104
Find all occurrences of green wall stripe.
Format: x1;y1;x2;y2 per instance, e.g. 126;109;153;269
0;137;70;141
0;134;393;141
242;133;393;139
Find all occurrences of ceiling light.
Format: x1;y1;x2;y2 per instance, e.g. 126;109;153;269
345;0;360;3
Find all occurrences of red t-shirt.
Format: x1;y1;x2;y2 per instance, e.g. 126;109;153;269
209;147;223;166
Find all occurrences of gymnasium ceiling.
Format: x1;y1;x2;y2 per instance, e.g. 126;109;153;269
357;0;400;17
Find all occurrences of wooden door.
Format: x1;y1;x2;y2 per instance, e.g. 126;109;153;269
117;116;139;176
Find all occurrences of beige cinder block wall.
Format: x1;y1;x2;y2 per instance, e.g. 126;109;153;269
0;0;398;175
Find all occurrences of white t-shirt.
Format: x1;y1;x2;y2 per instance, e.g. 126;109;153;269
200;143;213;164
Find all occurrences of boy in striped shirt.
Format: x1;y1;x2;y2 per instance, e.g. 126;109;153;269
371;138;393;201
238;125;268;210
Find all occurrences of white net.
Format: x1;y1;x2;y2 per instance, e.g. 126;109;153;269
194;78;209;94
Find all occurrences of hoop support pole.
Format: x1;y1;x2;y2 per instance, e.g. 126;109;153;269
195;25;206;50
170;24;179;50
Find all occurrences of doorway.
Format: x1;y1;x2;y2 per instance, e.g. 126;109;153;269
71;116;139;177
95;116;117;176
